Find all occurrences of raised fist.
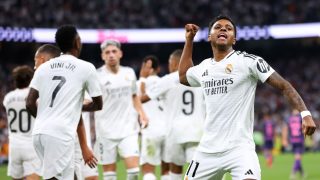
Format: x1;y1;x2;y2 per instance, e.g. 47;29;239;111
185;24;200;40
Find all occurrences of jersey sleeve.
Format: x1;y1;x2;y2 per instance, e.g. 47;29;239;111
146;73;177;100
131;70;137;95
246;57;275;83
186;65;201;87
85;64;102;98
2;94;8;109
29;67;43;91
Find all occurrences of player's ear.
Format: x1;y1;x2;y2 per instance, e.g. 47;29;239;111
119;50;123;59
232;37;236;45
208;34;211;41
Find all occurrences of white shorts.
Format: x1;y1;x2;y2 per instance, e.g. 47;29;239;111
7;145;40;179
81;161;98;178
169;142;198;166
94;134;140;165
140;135;168;166
184;147;261;180
33;134;75;180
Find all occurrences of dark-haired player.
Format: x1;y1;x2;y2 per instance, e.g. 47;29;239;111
3;66;41;180
282;109;306;179
26;25;103;179
179;15;316;179
33;44;99;180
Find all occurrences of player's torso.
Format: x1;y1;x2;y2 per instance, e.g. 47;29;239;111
4;88;34;146
288;115;304;143
263;120;274;140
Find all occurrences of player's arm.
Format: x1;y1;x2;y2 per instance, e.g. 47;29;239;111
26;88;39;117
179;24;199;86
266;72;316;136
77;115;97;168
82;96;103;111
133;94;149;128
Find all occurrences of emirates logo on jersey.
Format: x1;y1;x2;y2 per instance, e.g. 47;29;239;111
225;64;233;74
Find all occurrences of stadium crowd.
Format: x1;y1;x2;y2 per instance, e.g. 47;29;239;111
0;0;320;28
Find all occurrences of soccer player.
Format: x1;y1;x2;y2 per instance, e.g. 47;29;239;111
26;25;103;179
179;15;317;180
261;113;275;168
137;55;170;180
94;39;148;180
3;65;41;180
34;44;99;180
140;49;205;180
282;109;306;179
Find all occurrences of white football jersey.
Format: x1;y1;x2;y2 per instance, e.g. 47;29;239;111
147;71;205;143
95;66;139;139
3;88;35;147
186;50;275;153
82;93;93;148
29;54;102;141
137;75;166;137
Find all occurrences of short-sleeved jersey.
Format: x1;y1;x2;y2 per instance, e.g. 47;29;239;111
147;71;205;143
29;54;102;141
137;75;166;137
286;114;304;144
95;65;138;139
263;119;275;141
186;50;275;153
3;88;35;147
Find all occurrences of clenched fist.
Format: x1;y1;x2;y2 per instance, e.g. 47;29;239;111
185;24;200;40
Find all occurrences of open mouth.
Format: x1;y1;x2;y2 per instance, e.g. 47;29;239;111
217;33;227;40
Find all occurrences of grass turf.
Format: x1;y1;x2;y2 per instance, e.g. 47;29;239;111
0;153;319;179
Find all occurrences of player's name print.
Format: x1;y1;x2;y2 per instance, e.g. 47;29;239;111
50;62;76;71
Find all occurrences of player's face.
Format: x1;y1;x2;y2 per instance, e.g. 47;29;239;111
34;51;51;70
101;45;123;67
168;55;178;73
208;19;236;48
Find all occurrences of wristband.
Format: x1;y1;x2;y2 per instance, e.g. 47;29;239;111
139;77;147;83
300;110;312;119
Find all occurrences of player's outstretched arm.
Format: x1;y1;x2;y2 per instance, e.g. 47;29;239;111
266;72;317;136
77;116;97;168
179;24;199;86
26;88;39;117
82;96;103;111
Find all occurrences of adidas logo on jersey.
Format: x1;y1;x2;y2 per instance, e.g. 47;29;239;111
202;69;208;77
245;169;254;175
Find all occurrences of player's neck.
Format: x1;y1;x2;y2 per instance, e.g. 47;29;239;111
106;64;119;74
212;47;233;62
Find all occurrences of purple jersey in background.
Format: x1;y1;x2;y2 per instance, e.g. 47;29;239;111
263;119;275;141
287;114;304;144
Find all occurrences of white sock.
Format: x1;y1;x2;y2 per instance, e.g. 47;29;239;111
127;167;139;180
103;171;117;180
161;174;170;180
170;172;182;180
143;173;156;180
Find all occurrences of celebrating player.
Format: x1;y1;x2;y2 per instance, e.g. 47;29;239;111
94;39;148;180
3;66;40;180
179;15;317;180
26;25;103;179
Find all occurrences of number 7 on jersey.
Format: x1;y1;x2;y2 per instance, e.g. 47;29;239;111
50;76;66;107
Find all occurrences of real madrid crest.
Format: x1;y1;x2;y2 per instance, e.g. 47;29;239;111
225;64;233;74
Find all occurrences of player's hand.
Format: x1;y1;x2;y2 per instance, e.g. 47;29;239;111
82;146;98;168
140;60;153;78
139;113;149;129
302;115;317;137
185;24;200;40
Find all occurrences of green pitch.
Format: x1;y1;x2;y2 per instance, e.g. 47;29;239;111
0;153;319;179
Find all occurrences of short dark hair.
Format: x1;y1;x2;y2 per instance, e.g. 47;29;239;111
12;65;34;89
143;55;159;69
171;49;183;59
208;15;237;38
37;44;61;58
55;25;78;53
